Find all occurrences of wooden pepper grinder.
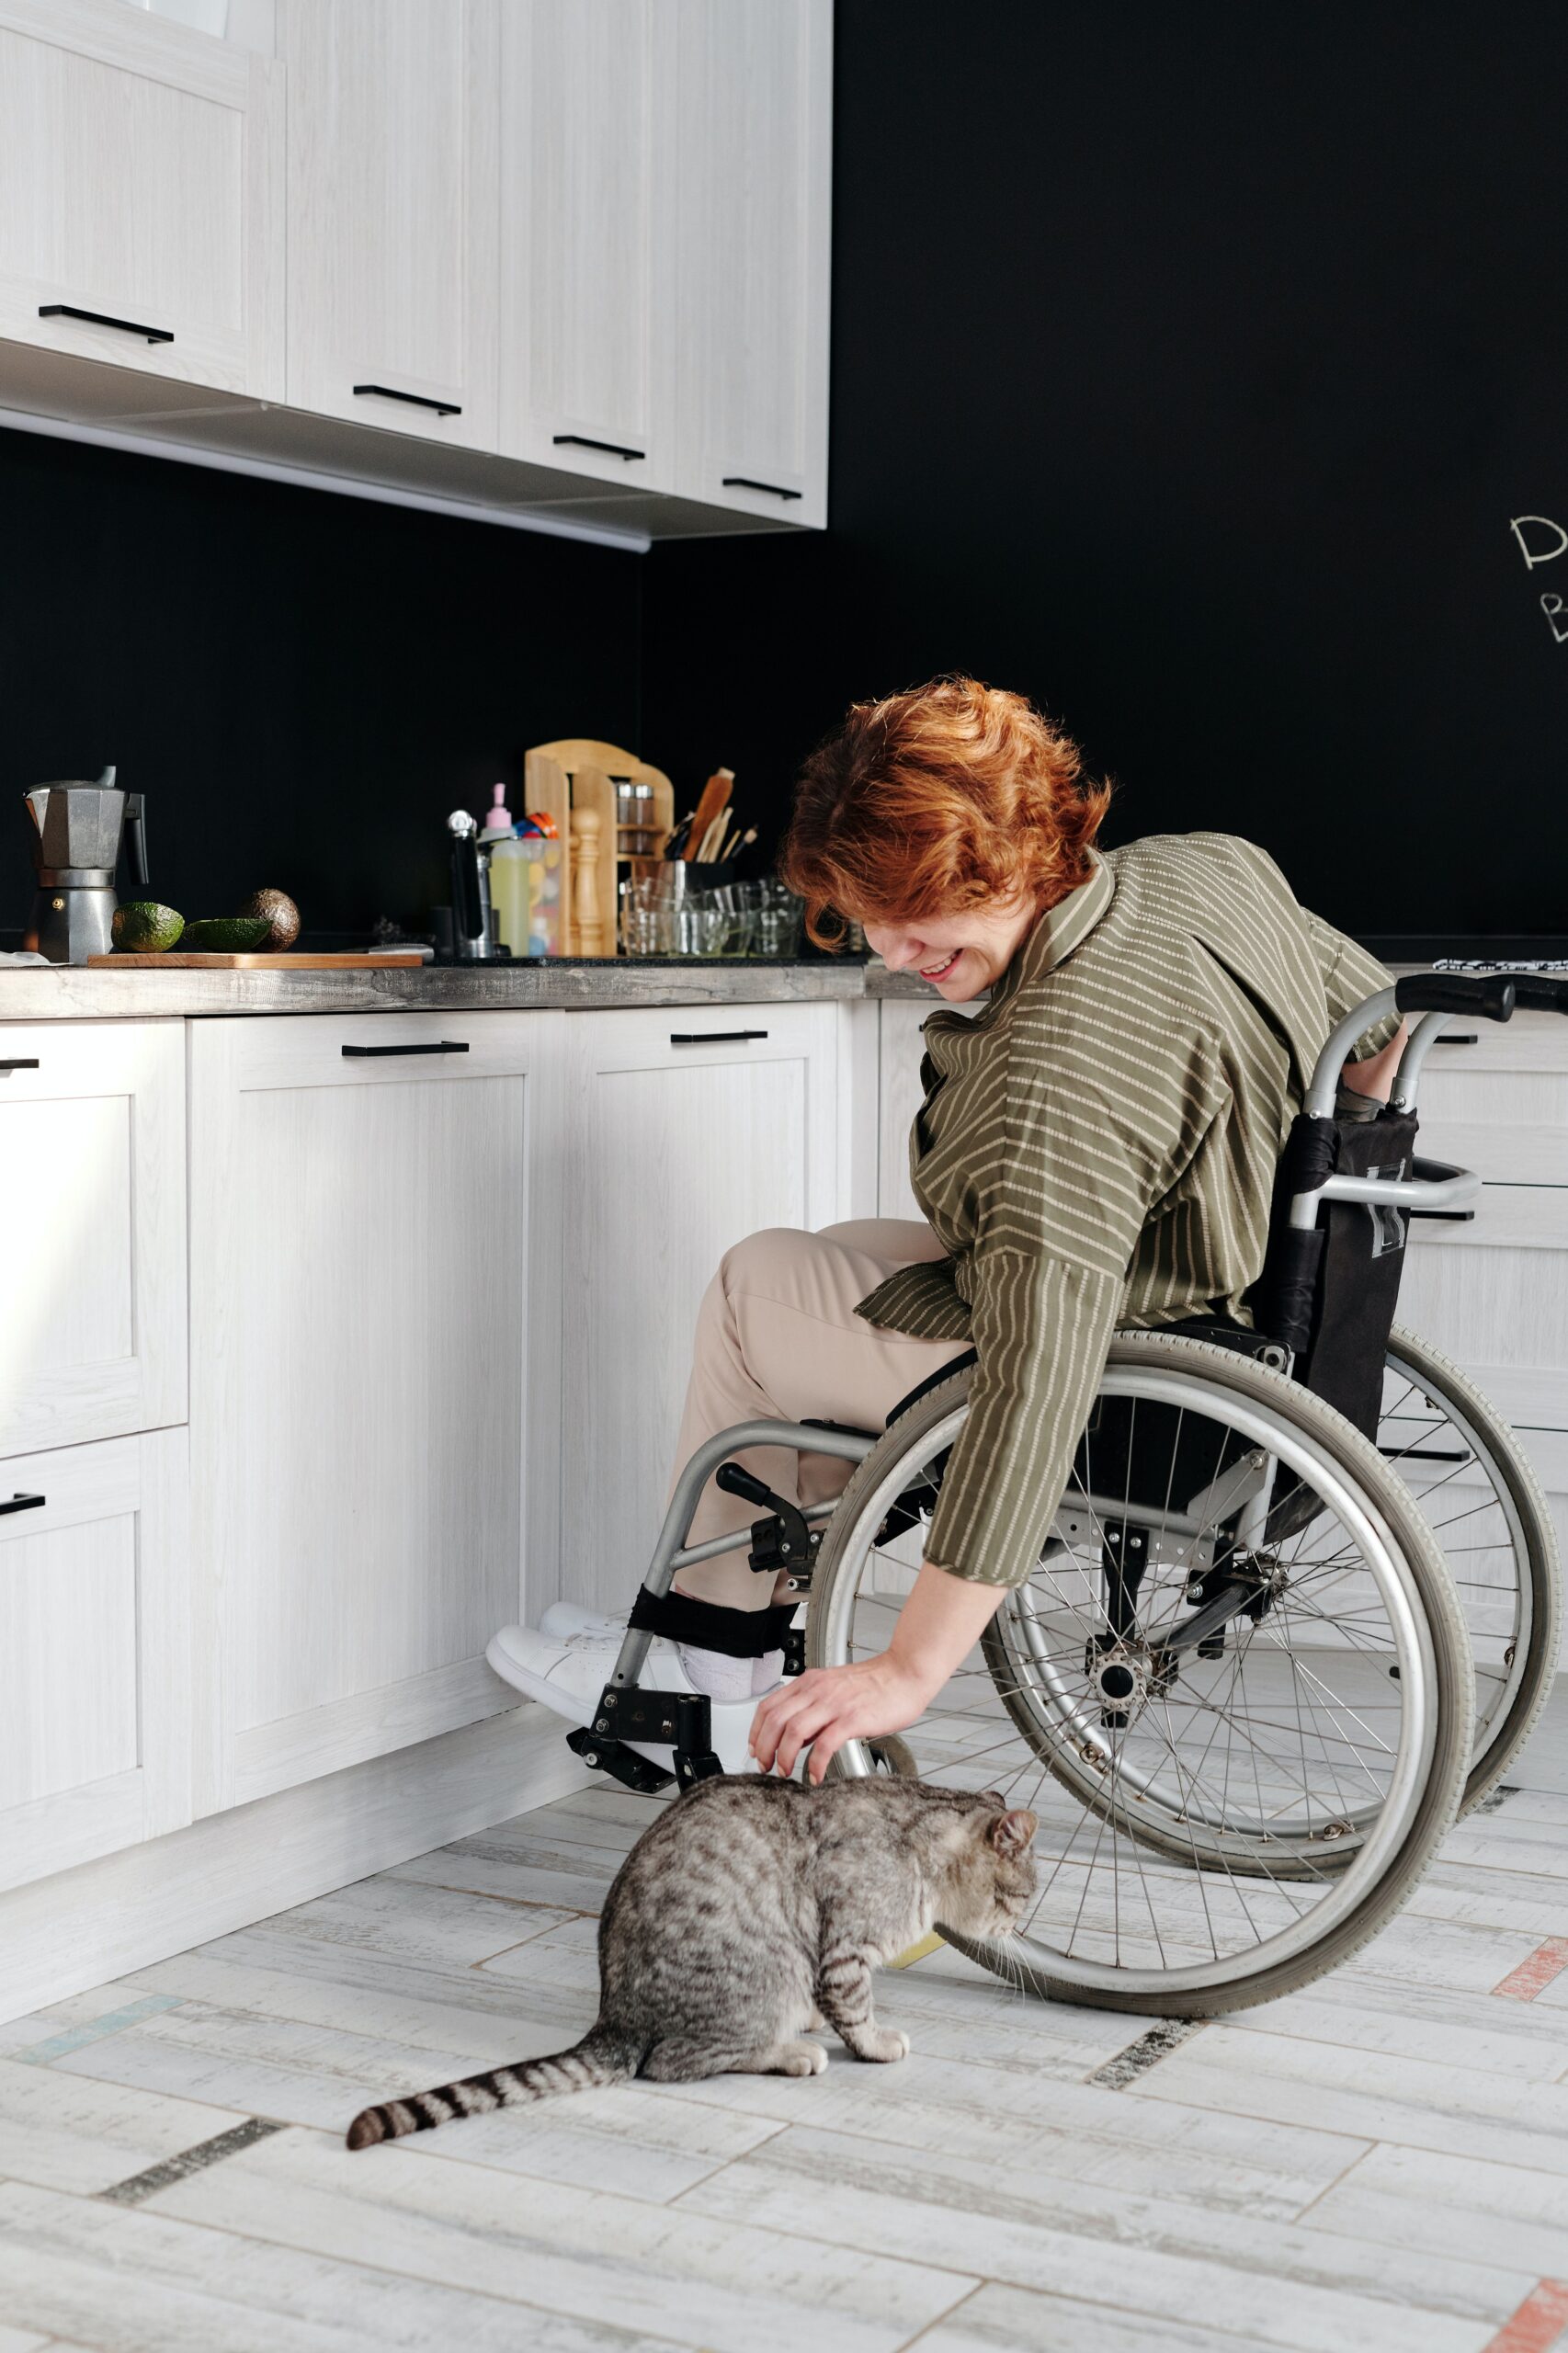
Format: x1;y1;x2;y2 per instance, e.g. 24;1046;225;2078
570;804;606;955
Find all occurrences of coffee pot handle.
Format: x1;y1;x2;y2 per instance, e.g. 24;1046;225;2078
123;793;149;891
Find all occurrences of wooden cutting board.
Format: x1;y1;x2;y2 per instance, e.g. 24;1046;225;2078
88;951;427;968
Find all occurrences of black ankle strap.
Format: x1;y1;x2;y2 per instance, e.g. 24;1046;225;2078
629;1586;797;1658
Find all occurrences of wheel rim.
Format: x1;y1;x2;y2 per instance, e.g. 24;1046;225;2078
1380;1341;1531;1779
816;1362;1440;2001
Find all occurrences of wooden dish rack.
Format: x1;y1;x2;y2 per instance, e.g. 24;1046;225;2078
523;737;675;957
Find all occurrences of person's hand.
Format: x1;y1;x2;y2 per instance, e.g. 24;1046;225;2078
749;1651;938;1784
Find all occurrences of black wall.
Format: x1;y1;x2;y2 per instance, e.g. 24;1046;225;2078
2;429;642;939
9;4;1568;950
645;0;1568;948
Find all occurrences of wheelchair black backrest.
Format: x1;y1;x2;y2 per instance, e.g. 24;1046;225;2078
1249;1101;1419;1442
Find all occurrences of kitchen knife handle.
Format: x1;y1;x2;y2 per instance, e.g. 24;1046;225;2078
669;1030;769;1046
0;1059;40;1074
341;1041;472;1058
553;434;645;461
0;1494;45;1518
353;383;462;417
721;476;803;500
39;302;173;345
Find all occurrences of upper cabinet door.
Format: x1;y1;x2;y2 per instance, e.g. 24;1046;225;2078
498;0;670;488
672;0;831;529
280;0;499;450
0;0;283;395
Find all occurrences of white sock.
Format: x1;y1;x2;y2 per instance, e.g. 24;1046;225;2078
676;1643;757;1704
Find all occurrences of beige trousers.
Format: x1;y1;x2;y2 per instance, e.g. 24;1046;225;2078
668;1219;971;1611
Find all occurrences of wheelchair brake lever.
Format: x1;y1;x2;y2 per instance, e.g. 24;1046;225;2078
714;1461;818;1586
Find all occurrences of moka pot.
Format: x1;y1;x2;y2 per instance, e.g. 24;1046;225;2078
22;767;150;963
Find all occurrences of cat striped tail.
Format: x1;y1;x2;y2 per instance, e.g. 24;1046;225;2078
346;2028;634;2151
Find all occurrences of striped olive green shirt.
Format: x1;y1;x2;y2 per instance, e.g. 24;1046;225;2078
856;831;1396;1588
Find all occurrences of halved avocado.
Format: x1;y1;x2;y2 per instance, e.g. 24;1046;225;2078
112;901;185;952
182;916;273;952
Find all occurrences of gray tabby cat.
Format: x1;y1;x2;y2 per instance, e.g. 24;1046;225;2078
347;1774;1036;2150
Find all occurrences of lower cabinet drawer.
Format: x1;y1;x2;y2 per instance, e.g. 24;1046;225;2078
0;1428;189;1892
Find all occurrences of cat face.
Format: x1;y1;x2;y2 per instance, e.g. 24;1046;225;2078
937;1802;1039;1938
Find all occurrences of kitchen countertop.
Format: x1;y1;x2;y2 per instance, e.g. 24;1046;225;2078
0;954;934;1019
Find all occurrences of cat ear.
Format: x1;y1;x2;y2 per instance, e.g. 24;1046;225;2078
987;1809;1038;1857
973;1790;1006;1811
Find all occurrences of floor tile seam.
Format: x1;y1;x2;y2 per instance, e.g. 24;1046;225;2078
366;1865;610;1913
119;2137;992;2331
1284;2140;1386;2225
640;2086;1372;2198
888;2275;988;2353
1142;2033;1568;2109
1124;2071;1568;2162
3;2173;804;2350
332;2111;800;2207
1213;2012;1568;2079
666;2165;1531;2343
674;2140;1549;2311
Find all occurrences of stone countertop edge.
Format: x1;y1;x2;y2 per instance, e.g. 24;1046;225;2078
0;956;907;1020
0;953;1482;1020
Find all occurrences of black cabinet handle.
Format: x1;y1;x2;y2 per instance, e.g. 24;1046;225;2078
353;383;461;417
553;434;645;461
0;1495;45;1518
40;302;173;345
341;1040;472;1058
669;1029;769;1046
0;1059;40;1074
722;476;802;501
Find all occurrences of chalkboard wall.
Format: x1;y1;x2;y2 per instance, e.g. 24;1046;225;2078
645;0;1568;950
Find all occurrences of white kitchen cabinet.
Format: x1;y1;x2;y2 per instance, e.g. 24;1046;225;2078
671;0;833;529
498;0;673;488
187;1011;564;1815
560;1005;841;1611
279;0;499;449
0;1020;187;1459
0;0;282;396
0;1427;189;1892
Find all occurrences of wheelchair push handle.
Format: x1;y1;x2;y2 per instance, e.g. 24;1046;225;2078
1506;972;1568;1014
1394;972;1517;1022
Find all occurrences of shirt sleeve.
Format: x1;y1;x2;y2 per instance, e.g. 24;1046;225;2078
922;1023;1209;1587
1304;912;1400;1060
923;1246;1124;1587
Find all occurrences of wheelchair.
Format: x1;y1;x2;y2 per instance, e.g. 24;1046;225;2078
569;969;1564;2016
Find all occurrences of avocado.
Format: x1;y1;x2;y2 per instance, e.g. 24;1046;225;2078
234;887;301;949
182;916;273;952
112;901;185;952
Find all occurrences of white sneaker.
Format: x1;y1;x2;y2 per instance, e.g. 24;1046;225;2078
486;1622;765;1776
539;1600;625;1643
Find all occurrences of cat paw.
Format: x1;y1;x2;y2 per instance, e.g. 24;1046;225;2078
775;2039;829;2075
856;2026;910;2063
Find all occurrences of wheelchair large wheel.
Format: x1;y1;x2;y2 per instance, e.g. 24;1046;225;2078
1381;1326;1561;1812
808;1333;1473;2015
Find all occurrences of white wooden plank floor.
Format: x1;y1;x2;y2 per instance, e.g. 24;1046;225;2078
2;1689;1566;2353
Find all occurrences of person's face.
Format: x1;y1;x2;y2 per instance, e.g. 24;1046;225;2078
862;889;1040;1002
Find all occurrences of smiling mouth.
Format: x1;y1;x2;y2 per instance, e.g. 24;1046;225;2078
920;949;961;982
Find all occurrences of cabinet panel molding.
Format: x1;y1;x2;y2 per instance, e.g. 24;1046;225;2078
0;1426;190;1892
189;1010;565;1814
0;0;282;396
559;1004;841;1612
499;0;673;485
280;0;499;449
0;1019;187;1458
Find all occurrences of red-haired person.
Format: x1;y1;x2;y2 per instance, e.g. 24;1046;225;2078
491;679;1403;1777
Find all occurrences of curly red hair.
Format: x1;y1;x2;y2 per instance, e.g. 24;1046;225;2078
780;677;1110;949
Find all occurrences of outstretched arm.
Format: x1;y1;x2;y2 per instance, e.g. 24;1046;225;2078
749;1560;1005;1783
